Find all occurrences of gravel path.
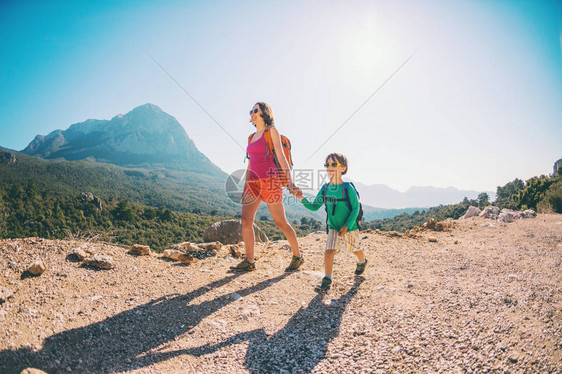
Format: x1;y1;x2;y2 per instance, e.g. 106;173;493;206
1;214;561;373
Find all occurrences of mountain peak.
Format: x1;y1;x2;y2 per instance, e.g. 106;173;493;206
116;103;163;120
133;103;162;112
22;105;223;175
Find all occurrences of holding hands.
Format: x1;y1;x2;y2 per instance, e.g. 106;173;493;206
288;182;304;200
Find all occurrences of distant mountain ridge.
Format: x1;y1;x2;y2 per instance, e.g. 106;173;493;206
22;103;222;175
9;103;494;218
354;182;495;209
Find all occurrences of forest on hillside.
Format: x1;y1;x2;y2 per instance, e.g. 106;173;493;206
0;182;324;251
1;151;560;248
362;170;561;232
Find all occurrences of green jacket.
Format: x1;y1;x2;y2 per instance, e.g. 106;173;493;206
301;182;360;231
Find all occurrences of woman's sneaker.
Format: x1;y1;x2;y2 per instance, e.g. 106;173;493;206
315;276;332;291
230;259;256;272
285;256;304;272
355;258;368;275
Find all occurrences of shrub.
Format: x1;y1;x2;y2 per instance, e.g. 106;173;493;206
537;179;562;213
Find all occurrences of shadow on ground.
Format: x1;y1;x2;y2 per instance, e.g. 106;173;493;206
0;272;295;373
138;277;365;373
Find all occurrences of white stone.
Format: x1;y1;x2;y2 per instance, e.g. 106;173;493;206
83;254;115;269
460;206;481;219
479;206;500;220
498;209;523;223
522;209;536;218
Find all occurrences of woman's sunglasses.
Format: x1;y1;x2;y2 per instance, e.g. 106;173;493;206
249;108;259;115
324;162;342;167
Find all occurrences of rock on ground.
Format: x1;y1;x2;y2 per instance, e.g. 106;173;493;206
0;287;13;303
163;249;185;261
203;219;268;244
479;205;500;219
129;244;151;256
20;369;48;374
28;260;46;275
82;254;115;269
460;206;481;219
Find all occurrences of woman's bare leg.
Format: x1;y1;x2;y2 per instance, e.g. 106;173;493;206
266;200;301;258
241;195;262;262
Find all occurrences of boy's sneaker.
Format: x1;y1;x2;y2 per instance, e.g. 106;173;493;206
285;256;304;272
315;276;332;291
230;259;256;272
355;258;368;275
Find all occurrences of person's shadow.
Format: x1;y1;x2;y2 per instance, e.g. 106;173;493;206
0;272;292;373
137;277;365;373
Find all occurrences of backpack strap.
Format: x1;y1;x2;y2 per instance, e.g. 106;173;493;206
321;184;330;211
262;127;274;159
342;182;352;211
347;181;360;198
321;184;329;233
323;184;344;216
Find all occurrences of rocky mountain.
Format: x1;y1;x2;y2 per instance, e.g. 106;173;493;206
22;103;223;175
354;182;495;209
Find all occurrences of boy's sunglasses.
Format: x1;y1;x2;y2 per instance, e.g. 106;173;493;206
249;108;259;115
324;162;342;167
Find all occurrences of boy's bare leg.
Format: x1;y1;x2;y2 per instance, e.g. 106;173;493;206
325;249;336;276
353;250;366;263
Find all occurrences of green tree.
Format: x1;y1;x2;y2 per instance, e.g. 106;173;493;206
113;200;136;222
157;207;173;222
477;192;490;208
496;179;524;209
0;193;7;238
8;184;23;200
143;207;156;220
516;176;555;210
537;178;562;213
25;182;39;199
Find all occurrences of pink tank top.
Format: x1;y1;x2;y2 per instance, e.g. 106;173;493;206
247;134;279;180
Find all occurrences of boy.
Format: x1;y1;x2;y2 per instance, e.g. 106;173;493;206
297;153;367;290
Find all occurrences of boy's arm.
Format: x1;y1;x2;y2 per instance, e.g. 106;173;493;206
343;185;360;229
300;187;324;211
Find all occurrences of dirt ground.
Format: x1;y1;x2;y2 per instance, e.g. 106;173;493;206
0;214;561;373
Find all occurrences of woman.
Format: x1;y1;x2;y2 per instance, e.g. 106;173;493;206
230;102;304;272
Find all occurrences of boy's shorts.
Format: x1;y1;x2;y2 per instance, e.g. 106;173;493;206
242;176;283;204
326;229;360;253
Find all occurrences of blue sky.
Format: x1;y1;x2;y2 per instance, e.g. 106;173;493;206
1;0;561;192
